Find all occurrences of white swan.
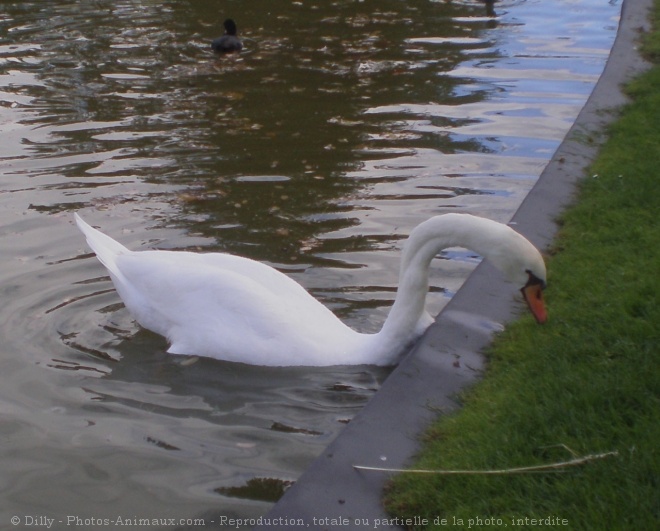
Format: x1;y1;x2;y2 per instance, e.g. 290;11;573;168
75;213;546;367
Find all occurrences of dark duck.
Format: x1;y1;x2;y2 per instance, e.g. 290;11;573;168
211;19;242;53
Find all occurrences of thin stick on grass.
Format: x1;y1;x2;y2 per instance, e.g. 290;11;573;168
354;448;618;475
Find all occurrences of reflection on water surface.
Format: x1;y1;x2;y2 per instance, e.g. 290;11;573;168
0;0;618;526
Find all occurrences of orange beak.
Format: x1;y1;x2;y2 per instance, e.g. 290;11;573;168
521;281;547;324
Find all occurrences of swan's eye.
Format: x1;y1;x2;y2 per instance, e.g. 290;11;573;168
524;270;546;291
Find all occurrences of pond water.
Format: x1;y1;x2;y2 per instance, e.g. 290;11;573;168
0;0;619;527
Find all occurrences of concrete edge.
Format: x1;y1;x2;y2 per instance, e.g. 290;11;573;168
254;0;653;529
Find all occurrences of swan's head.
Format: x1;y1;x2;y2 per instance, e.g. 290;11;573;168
439;214;547;323
520;267;547;324
490;227;547;324
397;213;548;325
223;19;238;36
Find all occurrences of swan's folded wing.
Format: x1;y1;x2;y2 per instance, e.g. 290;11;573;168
111;250;352;364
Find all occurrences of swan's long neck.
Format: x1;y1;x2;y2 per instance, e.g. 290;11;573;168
374;214;518;361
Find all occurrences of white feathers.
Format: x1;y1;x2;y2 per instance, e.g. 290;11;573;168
75;213;546;367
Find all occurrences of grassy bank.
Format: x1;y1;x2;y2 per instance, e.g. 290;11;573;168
384;3;660;530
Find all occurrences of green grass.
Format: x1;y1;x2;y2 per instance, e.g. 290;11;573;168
384;5;660;530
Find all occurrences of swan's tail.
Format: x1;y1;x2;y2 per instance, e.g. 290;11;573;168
74;213;128;277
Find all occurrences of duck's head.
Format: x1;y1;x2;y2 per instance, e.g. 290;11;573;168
223;19;238;36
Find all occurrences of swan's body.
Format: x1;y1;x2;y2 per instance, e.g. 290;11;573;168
211;19;242;53
75;213;546;367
